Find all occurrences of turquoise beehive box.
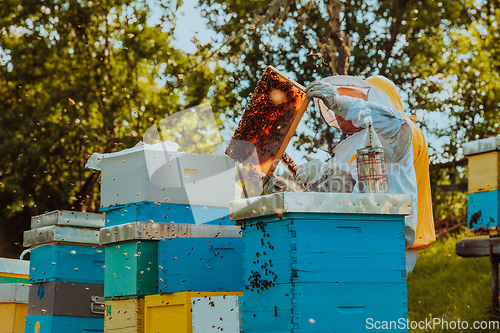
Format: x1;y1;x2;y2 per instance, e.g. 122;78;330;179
230;192;413;333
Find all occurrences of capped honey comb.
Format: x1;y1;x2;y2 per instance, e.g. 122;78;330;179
226;66;310;176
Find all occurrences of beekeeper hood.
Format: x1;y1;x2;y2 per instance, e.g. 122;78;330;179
314;76;397;129
366;75;436;251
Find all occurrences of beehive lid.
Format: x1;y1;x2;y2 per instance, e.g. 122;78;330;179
23;225;101;247
0;258;29;275
462;136;500;156
229;192;413;220
100;222;241;245
31;210;104;229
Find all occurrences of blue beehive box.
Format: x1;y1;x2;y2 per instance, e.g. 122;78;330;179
29;243;104;284
25;315;103;333
467;190;500;230
157;236;243;293
230;192;412;333
100;201;232;227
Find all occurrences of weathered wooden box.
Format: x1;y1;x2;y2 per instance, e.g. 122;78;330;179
100;201;231;227
0;283;29;333
0;258;29;284
144;292;243;333
23;225;100;247
463;136;500;193
105;297;144;333
191;295;241;333
28;281;104;317
104;241;158;297
467;190;500;230
157;236;243;293
24;315;104;333
230;192;412;333
29;243;104;284
87;144;235;209
99;222;240;245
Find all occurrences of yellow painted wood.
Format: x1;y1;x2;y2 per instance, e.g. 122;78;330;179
0;303;28;333
468;151;500;193
144;292;243;333
0;273;28;280
105;298;144;333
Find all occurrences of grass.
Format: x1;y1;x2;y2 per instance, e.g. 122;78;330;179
407;229;499;332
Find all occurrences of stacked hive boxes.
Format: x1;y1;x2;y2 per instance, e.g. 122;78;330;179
23;211;105;333
230;192;413;333
463;136;500;232
0;259;30;333
91;144;244;332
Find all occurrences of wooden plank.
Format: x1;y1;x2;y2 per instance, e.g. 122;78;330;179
24;315;104;333
455;237;500;257
468;151;500;193
432;184;468;192
429;159;468;170
144;292;242;333
105;298;144;333
0;303;27;333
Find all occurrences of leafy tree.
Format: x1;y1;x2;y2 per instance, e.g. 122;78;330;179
0;0;236;257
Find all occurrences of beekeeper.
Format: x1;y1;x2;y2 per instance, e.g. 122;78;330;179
264;75;429;275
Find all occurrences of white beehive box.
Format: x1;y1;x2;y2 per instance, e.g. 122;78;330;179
86;142;236;208
191;295;241;332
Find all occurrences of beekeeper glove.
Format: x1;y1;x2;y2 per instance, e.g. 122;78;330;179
305;81;356;118
294;158;326;186
261;174;292;194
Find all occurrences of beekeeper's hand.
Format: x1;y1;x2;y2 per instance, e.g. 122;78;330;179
261;175;291;194
305;81;339;111
294;158;326;186
305;80;355;117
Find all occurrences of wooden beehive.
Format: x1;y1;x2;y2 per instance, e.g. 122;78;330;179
225;66;310;177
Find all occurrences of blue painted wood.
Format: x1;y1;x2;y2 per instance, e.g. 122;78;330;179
100;201;233;227
157;237;243;293
243;283;408;333
242;217;406;284
468;190;500;229
241;211;407;332
24;315;103;333
104;240;158;297
29;244;104;284
242;284;293;333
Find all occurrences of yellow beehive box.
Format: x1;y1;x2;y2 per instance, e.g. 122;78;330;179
105;297;144;333
0;303;28;333
144;292;243;333
468;151;500;193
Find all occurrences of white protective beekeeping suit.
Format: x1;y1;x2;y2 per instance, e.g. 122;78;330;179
305;76;419;275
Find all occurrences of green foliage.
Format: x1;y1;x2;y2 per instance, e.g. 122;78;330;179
408;229;498;332
0;0;236;257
